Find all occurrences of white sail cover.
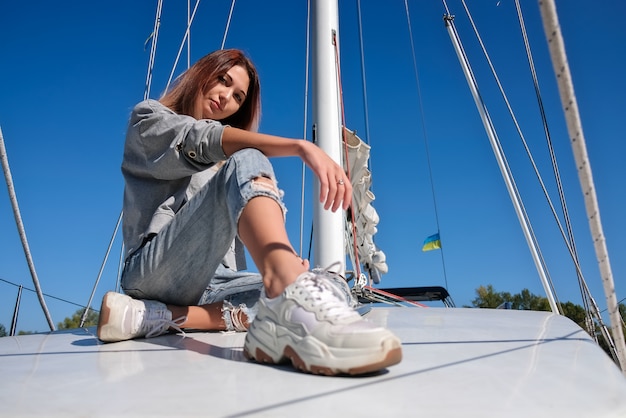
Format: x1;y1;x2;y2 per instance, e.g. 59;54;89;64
343;128;387;283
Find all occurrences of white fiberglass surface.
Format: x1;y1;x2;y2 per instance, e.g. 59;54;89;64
1;307;625;417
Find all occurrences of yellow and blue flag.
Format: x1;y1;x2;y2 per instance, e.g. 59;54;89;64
422;233;441;252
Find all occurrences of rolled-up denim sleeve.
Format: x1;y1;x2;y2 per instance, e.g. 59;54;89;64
128;100;228;179
179;120;228;164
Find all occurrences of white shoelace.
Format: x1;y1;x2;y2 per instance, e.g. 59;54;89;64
142;308;187;339
312;263;358;308
299;272;357;321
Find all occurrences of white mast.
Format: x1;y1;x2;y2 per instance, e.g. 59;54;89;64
311;0;345;270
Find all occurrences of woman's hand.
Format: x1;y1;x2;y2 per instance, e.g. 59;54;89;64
298;140;352;212
221;127;352;211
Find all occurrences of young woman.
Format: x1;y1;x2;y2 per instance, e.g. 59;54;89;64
97;49;402;375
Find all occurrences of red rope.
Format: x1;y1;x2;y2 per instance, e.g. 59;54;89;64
332;31;362;280
363;286;428;308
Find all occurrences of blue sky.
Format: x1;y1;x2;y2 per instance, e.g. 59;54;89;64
0;0;624;333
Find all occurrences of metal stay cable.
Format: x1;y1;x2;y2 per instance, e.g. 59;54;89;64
444;7;561;313
332;30;362;279
514;3;615;354
539;0;626;374
0;277;94;313
165;0;202;92
79;212;123;327
82;1;166;326
0;127;56;331
458;0;563;305
220;0;236;50
356;0;371;149
143;0;164;100
299;0;311;259
514;0;603;339
83;1;242;326
460;0;612;333
405;0;450;290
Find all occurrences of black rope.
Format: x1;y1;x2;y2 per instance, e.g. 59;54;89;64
0;277;98;313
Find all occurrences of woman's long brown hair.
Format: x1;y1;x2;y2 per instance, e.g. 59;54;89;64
160;49;261;131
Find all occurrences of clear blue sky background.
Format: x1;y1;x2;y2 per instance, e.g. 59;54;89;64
0;0;624;333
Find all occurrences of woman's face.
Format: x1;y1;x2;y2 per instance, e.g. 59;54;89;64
194;64;250;120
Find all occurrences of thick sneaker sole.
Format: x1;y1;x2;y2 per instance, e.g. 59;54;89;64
243;319;402;376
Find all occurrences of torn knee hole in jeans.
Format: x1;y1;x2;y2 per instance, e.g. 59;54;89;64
248;176;286;217
251;176;280;196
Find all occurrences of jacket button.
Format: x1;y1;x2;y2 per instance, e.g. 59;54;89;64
188;151;197;158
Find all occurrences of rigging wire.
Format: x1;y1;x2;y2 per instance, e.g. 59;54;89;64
0;127;56;331
220;0;236;50
298;0;312;258
332;30;362;279
81;0;170;324
458;0;563;310
354;0;391;285
456;0;614;351
79;213;122;327
165;0;201;92
0;278;97;313
84;0;241;326
538;0;626;373
514;0;600;342
443;7;561;313
356;0;371;148
143;0;163;100
81;0;166;325
187;0;191;67
403;0;449;290
115;237;125;293
456;1;619;364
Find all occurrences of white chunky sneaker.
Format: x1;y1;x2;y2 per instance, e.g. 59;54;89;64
243;271;402;375
97;292;185;343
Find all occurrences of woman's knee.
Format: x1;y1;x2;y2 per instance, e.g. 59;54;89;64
226;148;286;218
229;149;278;193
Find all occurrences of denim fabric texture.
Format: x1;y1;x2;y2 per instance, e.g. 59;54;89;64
122;148;283;307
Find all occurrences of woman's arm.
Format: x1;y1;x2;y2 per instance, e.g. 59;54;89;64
221;126;352;212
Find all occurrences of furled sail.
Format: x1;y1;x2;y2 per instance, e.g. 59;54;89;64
343;127;387;284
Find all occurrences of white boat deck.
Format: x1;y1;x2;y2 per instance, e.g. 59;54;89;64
2;307;626;417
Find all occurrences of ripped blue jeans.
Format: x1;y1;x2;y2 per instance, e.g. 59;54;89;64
121;149;285;308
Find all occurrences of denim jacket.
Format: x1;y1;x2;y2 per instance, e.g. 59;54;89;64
121;99;246;270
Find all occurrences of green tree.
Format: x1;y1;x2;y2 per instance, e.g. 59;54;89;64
0;323;6;337
471;285;511;308
511;288;550;311
471;285;626;360
471;285;555;312
57;308;99;330
560;301;588;329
